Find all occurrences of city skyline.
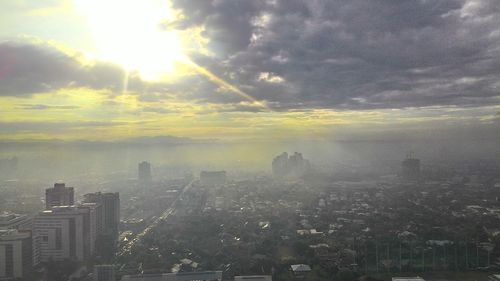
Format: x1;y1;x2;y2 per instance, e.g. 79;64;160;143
1;1;500;281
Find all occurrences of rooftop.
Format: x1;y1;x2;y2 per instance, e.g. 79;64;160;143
290;264;311;272
0;212;27;227
0;229;30;240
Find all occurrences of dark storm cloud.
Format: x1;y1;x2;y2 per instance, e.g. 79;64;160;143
3;0;500;111
171;0;500;110
170;0;269;53
0;41;127;95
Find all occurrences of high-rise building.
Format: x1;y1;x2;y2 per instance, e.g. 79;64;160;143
77;203;99;257
272;152;310;178
83;192;120;238
401;154;421;181
0;229;34;280
93;265;115;281
45;182;74;209
81;202;103;237
272;152;289;177
200;171;226;185
33;206;95;262
138;161;152;182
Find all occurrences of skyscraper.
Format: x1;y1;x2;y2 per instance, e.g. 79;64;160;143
83;192;120;238
272;152;289;177
45;182;74;209
0;229;34;280
77;203;99;257
401;154;421;181
272;152;310;178
138;161;152;182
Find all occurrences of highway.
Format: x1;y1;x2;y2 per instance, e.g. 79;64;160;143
118;179;196;257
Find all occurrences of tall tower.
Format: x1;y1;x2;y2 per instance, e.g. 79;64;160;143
138;161;152;182
272;152;289;177
272;152;310;178
401;152;421;181
45;182;74;209
83;192;120;238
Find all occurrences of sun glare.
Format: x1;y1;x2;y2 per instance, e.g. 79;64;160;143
75;0;183;80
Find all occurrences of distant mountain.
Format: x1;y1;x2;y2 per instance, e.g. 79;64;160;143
0;135;218;146
122;135;217;145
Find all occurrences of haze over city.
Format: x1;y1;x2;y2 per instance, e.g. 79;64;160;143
1;1;500;281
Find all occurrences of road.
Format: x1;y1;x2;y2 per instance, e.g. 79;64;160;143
118;179;196;257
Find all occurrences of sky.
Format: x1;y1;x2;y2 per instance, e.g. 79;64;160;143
1;0;499;142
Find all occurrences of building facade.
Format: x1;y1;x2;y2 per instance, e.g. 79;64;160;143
138;161;152;182
83;192;120;238
0;229;33;280
45;183;74;209
33;206;93;262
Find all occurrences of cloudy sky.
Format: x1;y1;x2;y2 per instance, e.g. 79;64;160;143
1;0;499;141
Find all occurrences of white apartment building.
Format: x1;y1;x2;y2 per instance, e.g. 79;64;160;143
33;206;95;262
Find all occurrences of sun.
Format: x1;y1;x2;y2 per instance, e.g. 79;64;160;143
75;0;184;80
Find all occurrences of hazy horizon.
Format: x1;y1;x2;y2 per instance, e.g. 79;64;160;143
1;1;499;143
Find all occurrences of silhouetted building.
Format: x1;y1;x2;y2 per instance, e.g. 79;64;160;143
93;265;115;281
83;192;120;238
45;182;74;209
0;229;34;280
138;161;152;182
272;152;310;178
200;171;226;185
272;152;289;177
401;154;421;181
